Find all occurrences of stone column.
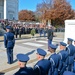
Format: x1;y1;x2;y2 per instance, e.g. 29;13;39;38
4;0;7;19
14;0;18;20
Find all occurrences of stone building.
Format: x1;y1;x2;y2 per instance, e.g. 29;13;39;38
0;0;18;20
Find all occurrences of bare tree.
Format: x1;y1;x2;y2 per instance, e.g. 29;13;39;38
36;0;75;26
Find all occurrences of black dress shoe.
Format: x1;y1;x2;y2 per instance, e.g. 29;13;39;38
7;62;12;64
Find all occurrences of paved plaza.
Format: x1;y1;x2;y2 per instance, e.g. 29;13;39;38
0;32;64;75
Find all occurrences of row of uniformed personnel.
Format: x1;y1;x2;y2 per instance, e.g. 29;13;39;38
4;26;75;75
13;38;75;75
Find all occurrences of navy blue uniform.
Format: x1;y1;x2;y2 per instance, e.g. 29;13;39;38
48;53;60;75
14;67;34;75
19;27;22;38
73;46;75;73
67;44;75;71
73;61;75;73
22;27;25;34
14;54;34;75
4;31;15;64
39;28;43;37
43;28;47;37
33;59;50;75
58;49;68;75
63;71;75;75
15;27;19;38
47;28;53;46
67;38;75;71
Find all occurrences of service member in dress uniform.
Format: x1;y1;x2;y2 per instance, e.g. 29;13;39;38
39;28;43;37
19;26;22;38
63;71;75;75
74;40;75;46
47;25;53;50
58;42;69;75
73;40;75;73
15;26;19;38
33;48;50;75
67;38;75;71
4;26;15;64
43;27;47;37
14;54;34;75
48;44;60;75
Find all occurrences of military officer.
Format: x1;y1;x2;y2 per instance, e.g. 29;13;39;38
15;26;19;38
19;26;22;38
73;40;75;73
58;42;69;75
22;26;25;34
33;48;50;75
4;26;15;64
67;38;75;71
14;54;34;75
74;40;75;46
63;71;75;75
43;27;47;37
39;28;43;37
48;44;60;75
47;25;53;50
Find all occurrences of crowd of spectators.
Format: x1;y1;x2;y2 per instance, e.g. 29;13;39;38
0;19;65;38
0;20;49;38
